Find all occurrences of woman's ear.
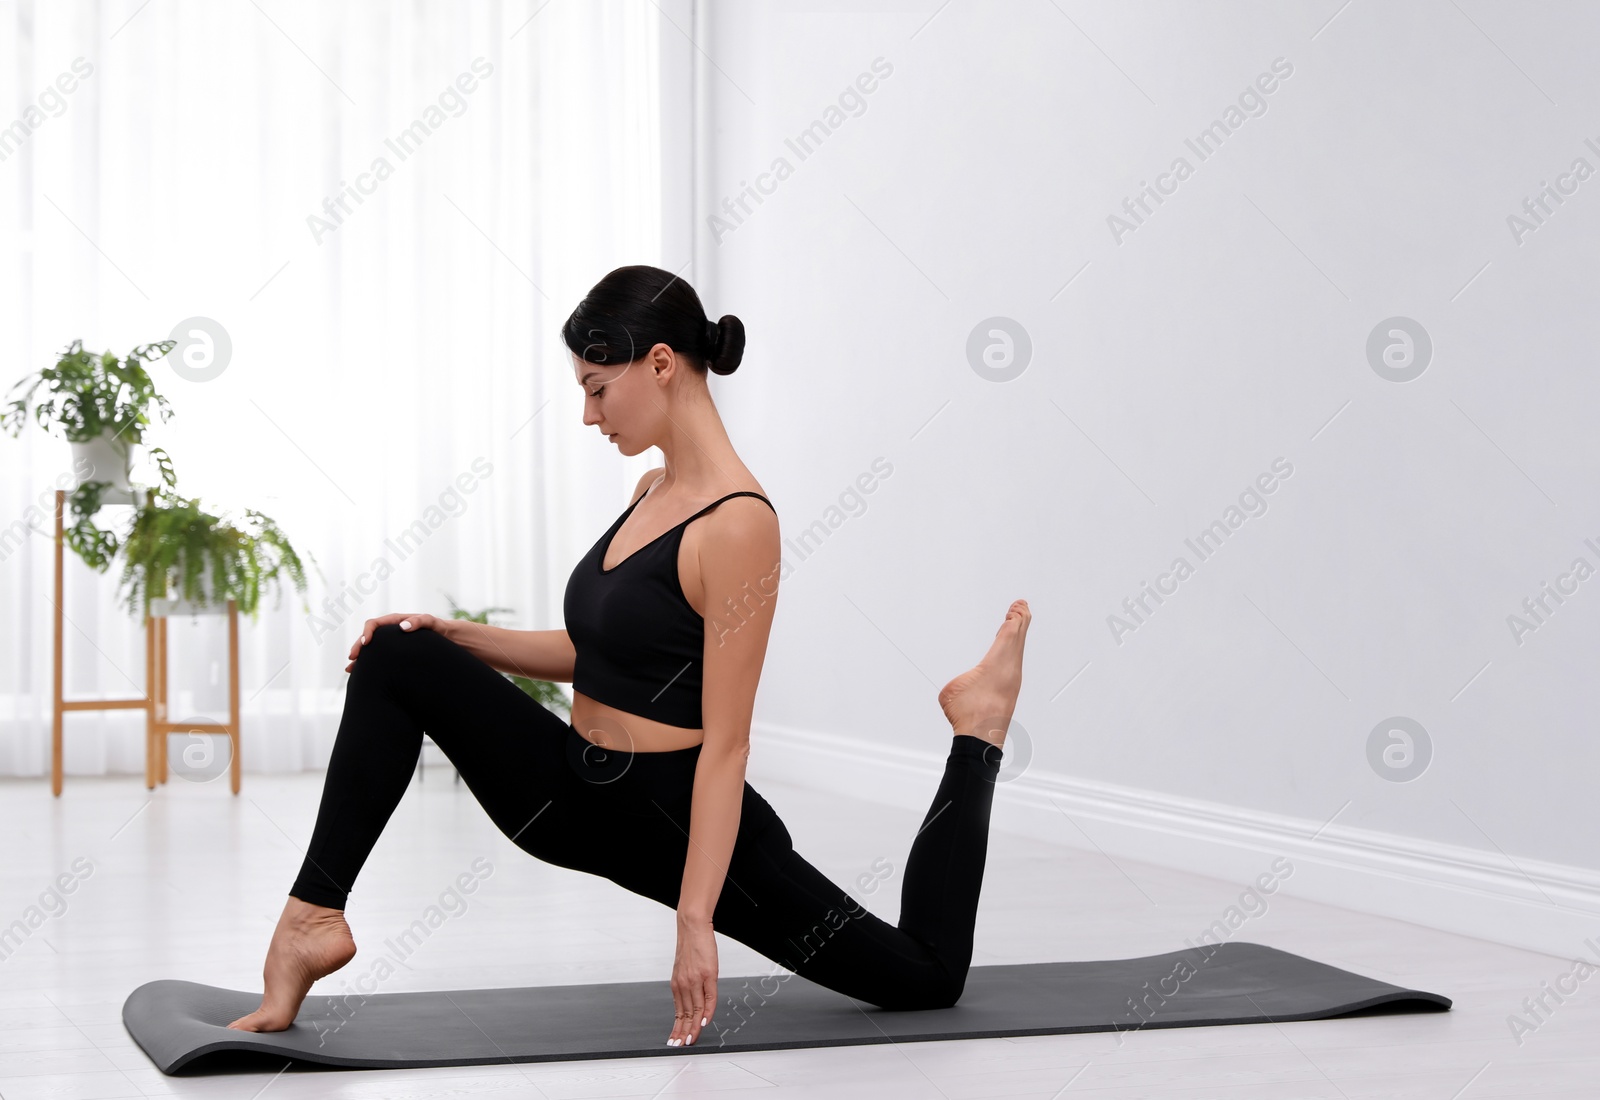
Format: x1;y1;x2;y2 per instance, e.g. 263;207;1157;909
649;342;677;382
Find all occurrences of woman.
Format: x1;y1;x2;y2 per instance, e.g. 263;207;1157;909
228;265;1031;1049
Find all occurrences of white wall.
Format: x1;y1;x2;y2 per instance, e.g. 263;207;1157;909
697;0;1600;952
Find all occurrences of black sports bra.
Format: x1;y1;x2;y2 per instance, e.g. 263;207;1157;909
563;483;776;730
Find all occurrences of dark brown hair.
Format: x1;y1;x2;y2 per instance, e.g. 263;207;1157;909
562;265;745;376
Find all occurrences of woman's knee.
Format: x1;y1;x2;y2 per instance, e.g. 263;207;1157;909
873;967;965;1011
345;623;445;694
360;621;446;664
923;971;966;1010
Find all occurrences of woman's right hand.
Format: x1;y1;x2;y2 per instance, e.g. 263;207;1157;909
346;613;448;672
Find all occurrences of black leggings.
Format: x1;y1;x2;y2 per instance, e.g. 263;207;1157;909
290;623;1003;1011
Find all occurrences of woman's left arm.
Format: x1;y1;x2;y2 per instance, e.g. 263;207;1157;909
668;497;781;1048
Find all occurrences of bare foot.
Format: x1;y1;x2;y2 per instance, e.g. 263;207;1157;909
938;599;1031;748
227;897;357;1031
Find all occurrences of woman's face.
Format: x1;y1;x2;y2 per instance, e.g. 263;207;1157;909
575;351;650;455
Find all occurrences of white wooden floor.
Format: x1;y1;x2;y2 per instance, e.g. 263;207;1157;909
1;762;1592;1098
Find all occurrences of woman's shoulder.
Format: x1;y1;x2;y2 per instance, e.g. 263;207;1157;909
636;467;773;515
690;486;780;576
692;482;777;534
705;489;775;526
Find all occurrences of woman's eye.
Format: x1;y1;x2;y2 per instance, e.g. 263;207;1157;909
588;387;605;398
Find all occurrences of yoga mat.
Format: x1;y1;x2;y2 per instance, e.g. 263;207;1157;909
124;941;1450;1074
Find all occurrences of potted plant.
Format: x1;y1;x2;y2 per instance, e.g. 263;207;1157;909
445;595;571;716
119;486;313;625
3;337;314;624
2;338;178;492
2;338;180;568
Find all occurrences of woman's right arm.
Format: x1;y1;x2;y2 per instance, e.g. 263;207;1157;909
348;613;575;682
442;620;576;683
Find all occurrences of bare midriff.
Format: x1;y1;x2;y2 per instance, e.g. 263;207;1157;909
570;690;706;753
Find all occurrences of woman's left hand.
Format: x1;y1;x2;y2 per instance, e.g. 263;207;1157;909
667;913;718;1047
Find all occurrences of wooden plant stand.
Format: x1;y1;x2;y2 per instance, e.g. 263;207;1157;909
50;489;242;796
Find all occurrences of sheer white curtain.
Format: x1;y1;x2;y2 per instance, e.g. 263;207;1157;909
0;0;671;777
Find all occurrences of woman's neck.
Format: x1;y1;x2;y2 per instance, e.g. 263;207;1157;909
653;400;748;494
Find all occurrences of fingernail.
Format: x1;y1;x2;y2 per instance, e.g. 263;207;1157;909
686;1034;694;1045
362;635;368;643
701;1017;707;1026
400;620;412;630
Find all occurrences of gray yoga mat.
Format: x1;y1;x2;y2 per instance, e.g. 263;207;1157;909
124;940;1450;1074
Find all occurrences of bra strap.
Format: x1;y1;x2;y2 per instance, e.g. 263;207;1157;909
619;487;775;531
685;491;775;523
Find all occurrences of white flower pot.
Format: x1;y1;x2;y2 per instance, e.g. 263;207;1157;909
151;557;231;618
70;429;136;494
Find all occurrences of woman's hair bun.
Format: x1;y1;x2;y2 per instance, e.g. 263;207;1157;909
560;266;747;377
705;314;746;376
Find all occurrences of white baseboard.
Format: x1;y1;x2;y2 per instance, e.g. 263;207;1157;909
747;721;1600;961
